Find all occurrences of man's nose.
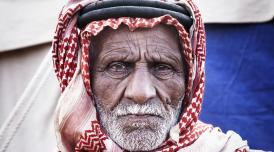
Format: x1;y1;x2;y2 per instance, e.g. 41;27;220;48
124;69;156;104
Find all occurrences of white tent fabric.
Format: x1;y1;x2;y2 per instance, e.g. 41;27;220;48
0;44;49;125
196;0;274;23
0;1;63;151
0;51;60;151
0;0;273;151
0;0;65;52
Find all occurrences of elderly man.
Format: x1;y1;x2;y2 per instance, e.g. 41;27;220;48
52;0;252;151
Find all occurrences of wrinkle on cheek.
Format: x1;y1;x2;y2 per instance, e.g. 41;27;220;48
93;72;128;110
153;75;185;109
168;78;185;106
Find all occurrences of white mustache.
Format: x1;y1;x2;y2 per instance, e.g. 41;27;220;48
114;103;164;117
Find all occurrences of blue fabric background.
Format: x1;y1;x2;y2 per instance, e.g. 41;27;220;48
200;21;274;151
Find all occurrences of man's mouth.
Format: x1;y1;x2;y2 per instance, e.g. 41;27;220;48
117;113;163;119
116;114;162;133
118;113;162;125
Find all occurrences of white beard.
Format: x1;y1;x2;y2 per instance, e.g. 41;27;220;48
95;98;183;151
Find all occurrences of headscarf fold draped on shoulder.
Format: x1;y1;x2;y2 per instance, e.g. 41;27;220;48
52;0;212;151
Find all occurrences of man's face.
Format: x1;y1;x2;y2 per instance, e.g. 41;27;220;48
91;24;186;151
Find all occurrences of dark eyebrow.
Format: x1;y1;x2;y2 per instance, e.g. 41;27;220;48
145;44;183;68
99;47;138;65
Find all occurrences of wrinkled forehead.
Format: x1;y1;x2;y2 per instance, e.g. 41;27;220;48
89;24;183;62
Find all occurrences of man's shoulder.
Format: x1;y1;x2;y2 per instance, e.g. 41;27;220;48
179;126;265;152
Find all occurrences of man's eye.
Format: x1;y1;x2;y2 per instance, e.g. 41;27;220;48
106;62;130;78
152;63;174;79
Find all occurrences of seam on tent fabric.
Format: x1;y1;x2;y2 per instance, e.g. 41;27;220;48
0;51;52;151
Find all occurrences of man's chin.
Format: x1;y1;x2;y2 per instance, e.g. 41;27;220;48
107;117;167;151
111;125;166;151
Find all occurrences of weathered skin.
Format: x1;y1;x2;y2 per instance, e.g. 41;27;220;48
90;24;186;151
91;24;186;109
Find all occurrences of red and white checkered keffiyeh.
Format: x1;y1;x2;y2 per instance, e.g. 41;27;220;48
52;0;213;151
